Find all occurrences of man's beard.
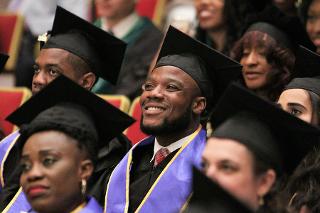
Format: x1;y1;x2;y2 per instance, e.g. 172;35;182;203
140;106;193;136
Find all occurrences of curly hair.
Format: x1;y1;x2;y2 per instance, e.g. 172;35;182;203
231;31;295;101
281;148;320;213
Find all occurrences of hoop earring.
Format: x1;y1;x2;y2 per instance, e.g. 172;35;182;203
81;179;87;195
259;195;264;206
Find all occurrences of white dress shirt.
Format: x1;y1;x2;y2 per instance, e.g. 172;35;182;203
150;133;194;162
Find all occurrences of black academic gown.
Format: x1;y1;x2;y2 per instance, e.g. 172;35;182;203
128;142;179;213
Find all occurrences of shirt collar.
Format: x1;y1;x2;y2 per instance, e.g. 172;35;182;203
101;12;139;39
150;133;194;162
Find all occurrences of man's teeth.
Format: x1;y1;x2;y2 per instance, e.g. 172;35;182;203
147;106;164;111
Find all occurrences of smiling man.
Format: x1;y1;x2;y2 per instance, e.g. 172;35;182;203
104;26;241;213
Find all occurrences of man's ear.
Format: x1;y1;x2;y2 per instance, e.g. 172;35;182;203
79;159;94;181
192;97;206;115
80;72;96;90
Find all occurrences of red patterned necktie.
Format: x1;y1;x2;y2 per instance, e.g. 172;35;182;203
154;147;170;167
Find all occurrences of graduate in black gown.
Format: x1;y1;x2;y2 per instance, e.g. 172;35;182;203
104;26;242;213
5;75;134;212
0;6;130;209
277;46;320;213
201;83;320;212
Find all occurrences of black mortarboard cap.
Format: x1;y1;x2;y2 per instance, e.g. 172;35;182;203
285;76;320;96
244;5;315;52
183;168;252;213
287;46;320;96
155;26;242;107
6;75;135;150
41;6;127;85
210;83;320;174
0;53;9;72
293;46;320;78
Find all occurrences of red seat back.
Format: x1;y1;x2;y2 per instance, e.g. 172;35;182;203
0;88;31;136
125;96;148;144
0;13;24;71
98;94;131;113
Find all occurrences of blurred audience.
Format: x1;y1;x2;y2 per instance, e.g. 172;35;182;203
92;0;162;100
273;0;299;16
163;0;197;36
299;0;320;54
193;0;271;56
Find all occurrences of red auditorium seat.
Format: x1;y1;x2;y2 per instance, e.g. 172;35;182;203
0;87;31;136
0;12;24;71
136;0;166;26
125;96;148;145
98;94;131;113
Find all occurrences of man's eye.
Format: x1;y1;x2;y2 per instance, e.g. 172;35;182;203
142;83;154;91
49;68;60;77
33;65;40;74
166;84;179;92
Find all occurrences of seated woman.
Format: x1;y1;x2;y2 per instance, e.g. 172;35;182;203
277;47;320;213
231;5;314;101
278;46;320;125
6;76;134;213
201;83;320;212
194;0;270;56
278;76;320;125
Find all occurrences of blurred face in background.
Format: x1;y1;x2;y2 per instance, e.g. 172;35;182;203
239;32;275;90
194;0;225;31
95;0;136;21
306;0;320;54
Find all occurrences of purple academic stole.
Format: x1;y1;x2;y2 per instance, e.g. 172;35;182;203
0;131;20;190
3;191;102;213
104;127;206;213
80;197;103;213
2;188;31;213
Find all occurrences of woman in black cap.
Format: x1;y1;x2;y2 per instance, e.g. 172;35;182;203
201;83;320;212
278;76;320;125
278;47;320;126
232;5;315;102
4;76;134;213
277;47;320;213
